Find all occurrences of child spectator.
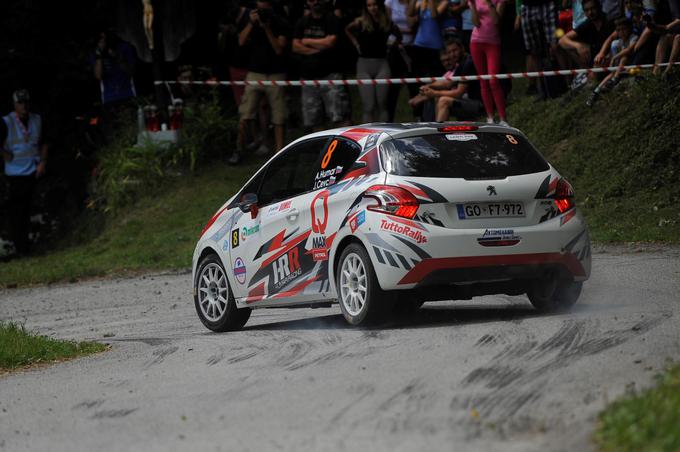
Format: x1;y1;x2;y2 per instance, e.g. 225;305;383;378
468;0;509;125
346;0;403;122
587;16;639;105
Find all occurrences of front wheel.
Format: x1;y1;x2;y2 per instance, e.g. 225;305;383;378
527;279;582;313
336;244;389;325
194;253;251;332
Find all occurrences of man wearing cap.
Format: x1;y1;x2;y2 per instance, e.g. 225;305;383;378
1;89;49;256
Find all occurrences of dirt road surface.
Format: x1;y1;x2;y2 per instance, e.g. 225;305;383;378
1;246;679;452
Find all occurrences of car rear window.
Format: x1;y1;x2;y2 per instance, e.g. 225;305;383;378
380;132;549;179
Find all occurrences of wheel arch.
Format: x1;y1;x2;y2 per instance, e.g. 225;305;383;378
330;234;367;294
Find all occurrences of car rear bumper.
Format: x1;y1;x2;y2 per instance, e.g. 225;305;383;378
362;209;591;291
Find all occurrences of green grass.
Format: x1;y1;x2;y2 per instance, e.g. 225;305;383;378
0;161;262;287
0;322;107;370
595;364;680;451
507;70;680;243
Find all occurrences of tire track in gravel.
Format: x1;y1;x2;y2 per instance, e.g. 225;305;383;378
452;314;668;425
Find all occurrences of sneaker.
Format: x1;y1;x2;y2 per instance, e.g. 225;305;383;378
570;73;588;91
585;91;599;107
254;143;270;157
227;151;242;165
497;120;510;127
486;117;495;124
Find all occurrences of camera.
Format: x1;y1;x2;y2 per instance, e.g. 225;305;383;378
257;8;271;23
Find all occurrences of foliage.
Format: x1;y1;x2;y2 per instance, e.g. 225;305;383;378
0;322;106;370
509;70;680;242
96;93;238;212
595;364;680;451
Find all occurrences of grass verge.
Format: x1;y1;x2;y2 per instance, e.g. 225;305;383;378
0;160;263;287
0;322;107;371
595;364;680;451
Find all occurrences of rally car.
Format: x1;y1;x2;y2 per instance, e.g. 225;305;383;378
192;123;591;330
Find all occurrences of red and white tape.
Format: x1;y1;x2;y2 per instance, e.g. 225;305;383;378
156;63;678;87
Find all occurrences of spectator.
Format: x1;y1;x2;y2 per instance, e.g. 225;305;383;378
453;0;476;46
441;0;465;38
219;4;249;106
0;90;49;257
409;0;448;76
293;0;351;131
520;0;559;97
468;0;509;125
408;47;454;114
432;39;484;121
231;0;291;164
346;0;403;122
91;30;137;139
558;0;615;70
385;0;419;121
587;16;639;105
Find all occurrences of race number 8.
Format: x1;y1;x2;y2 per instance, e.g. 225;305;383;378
506;134;518;145
321;140;338;169
232;230;239;247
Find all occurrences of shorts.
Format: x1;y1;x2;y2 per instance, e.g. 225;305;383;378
521;2;558;54
301;73;351;128
238;72;287;125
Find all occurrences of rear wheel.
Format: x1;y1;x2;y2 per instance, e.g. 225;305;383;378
194;253;251;332
336;244;389;325
527;278;582;313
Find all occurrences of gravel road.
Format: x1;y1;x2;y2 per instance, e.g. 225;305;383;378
1;245;679;452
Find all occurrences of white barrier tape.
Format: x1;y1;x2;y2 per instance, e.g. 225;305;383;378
155;63;678;87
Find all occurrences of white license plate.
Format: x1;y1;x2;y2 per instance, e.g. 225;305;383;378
457;202;525;219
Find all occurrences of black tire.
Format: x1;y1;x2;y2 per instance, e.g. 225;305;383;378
336;243;391;325
194;253;251;332
527;278;582;313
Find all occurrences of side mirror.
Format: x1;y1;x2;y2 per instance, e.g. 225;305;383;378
239;193;259;219
238;193;258;213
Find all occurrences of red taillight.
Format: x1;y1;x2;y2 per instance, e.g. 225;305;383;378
364;185;419;219
552;178;575;213
200;206;228;238
438;125;478;132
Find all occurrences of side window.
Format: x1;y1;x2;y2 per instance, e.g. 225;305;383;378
312;138;362;190
258;138;329;206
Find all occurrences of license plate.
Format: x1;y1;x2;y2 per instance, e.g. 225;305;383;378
457;202;525;219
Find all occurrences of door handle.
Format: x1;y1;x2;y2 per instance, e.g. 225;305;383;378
286;208;299;222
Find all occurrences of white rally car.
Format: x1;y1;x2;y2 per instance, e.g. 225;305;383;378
192;123;591;330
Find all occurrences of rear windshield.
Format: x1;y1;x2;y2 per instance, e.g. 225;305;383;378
380;132;549;179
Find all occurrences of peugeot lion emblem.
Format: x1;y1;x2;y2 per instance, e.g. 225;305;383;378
487;185;497;196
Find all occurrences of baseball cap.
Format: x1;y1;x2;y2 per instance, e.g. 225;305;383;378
13;89;30;104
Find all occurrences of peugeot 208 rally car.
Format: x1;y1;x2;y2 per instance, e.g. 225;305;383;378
192;123;591;330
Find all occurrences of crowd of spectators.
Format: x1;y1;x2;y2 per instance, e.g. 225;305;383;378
216;0;678;162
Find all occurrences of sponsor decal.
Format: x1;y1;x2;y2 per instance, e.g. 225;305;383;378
446;133;477;141
310;235;329;261
231;229;240;248
266;200;293;217
380;219;428;244
349;210;366;232
272;247;302;290
234;257;247;284
314;165;343;189
241;224;260;241
311;190;330;234
223;240;229;251
364;133;380;149
477;229;521;246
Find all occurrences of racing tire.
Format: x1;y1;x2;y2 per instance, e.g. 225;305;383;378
527;279;582;313
194;253;251;332
336;243;390;325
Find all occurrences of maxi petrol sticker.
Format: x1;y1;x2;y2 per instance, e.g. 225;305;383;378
234;258;247;284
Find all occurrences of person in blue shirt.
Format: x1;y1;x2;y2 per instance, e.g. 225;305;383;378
1;90;49;257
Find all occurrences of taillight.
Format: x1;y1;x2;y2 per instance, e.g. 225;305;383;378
364;185;419;219
552;178;575;213
199;206;227;238
438;125;478;132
